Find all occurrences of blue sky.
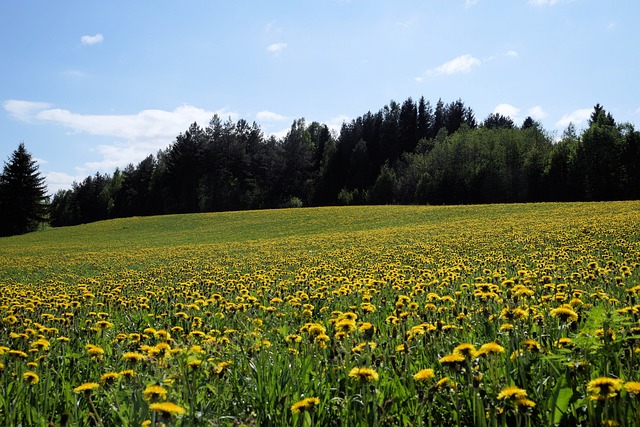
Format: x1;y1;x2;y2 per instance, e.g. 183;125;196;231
2;0;639;194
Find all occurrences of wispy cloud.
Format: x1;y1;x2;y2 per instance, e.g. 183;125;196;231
465;0;478;8
505;50;519;58
267;43;287;55
3;100;52;122
426;54;481;77
256;110;287;122
491;103;547;124
80;33;104;45
4;100;235;174
555;108;591;129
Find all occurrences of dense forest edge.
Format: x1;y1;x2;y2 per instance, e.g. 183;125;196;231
2;97;639;234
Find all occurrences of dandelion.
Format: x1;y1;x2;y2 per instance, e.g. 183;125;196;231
290;397;321;414
476;342;505;357
23;371;39;384
439;353;466;367
119;369;136;379
85;344;105;357
123;352;145;363
413;369;435;382
100;372;120;385
453;343;477;358
587;377;623;400
521;339;541;352
187;360;203;369
143;384;168;401
550;306;579;322
73;382;99;393
624;381;640;397
149;401;186;415
497;386;528;401
348;367;379;383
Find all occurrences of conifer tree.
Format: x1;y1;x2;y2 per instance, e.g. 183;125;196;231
0;143;49;236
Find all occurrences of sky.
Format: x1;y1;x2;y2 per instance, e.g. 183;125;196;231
1;0;639;195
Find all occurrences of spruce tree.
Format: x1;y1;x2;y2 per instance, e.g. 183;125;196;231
0;143;49;236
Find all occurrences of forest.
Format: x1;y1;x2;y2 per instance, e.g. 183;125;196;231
48;98;640;227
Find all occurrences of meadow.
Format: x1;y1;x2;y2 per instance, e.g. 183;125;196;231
1;202;639;426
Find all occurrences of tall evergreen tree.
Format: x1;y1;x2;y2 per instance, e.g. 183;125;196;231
0;143;49;236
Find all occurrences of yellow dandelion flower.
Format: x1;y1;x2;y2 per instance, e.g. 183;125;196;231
97;371;119;385
413;369;435;382
348;367;379;382
149;401;186;415
549;306;579;322
23;371;39;384
624;381;640;396
439;353;466;366
73;382;100;393
143;384;168;402
290;397;321;414
453;343;477;358
587;377;623;400
119;369;136;378
497;386;528;401
476;342;505;357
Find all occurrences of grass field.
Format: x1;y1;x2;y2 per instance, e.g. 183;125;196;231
1;202;640;426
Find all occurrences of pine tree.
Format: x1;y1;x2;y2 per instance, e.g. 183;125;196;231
0;143;49;236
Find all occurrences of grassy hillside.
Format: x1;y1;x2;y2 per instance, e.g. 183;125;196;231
1;201;640;426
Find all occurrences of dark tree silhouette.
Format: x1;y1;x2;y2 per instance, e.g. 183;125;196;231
0;143;48;236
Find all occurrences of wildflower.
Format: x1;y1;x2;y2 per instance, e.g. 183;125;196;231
550;306;579;322
119;369;136;379
556;337;575;349
85;344;105;357
439;353;466;367
476;342;505;357
187;360;203;369
624;381;640;396
123;351;145;362
587;377;623;400
413;369;435;382
453;343;477;358
497;386;528;401
23;371;39;384
73;382;99;393
521;339;541;352
290;397;321;414
30;338;50;351
100;372;120;385
284;334;302;344
9;350;28;359
143;384;168;401
149;401;186;415
348;367;379;383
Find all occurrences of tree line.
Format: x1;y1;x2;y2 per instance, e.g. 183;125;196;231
2;97;639;235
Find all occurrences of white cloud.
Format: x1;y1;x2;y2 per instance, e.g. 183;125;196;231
5;100;235;174
256;110;287;122
505;50;519;58
3;99;52;121
325;115;351;135
491;103;547;124
428;54;481;76
527;106;547;120
555;108;592;129
80;33;104;45
44;171;86;194
267;43;287;55
465;0;478;8
493;103;520;119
